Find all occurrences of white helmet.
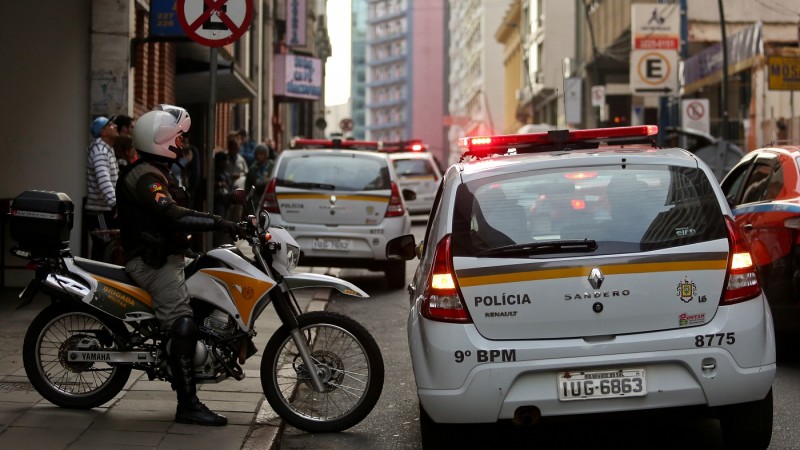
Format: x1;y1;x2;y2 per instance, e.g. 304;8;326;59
132;104;191;159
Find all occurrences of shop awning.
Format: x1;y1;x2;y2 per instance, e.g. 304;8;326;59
174;42;257;103
175;67;257;104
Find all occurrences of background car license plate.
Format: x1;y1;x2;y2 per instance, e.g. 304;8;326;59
312;238;351;251
558;368;647;401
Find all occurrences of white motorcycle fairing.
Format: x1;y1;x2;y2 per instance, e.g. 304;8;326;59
283;273;369;298
186;247;277;330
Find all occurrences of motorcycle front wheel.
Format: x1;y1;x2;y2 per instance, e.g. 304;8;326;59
261;311;385;432
23;302;132;409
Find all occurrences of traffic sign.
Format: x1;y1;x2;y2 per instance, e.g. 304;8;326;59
630;49;678;96
340;118;354;132
177;0;253;48
591;86;605;107
681;99;710;134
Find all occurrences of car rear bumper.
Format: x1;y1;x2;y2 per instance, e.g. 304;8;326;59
272;214;411;263
411;296;776;424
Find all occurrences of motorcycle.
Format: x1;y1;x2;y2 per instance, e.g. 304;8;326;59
8;189;384;433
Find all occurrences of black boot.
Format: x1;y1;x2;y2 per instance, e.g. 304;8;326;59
170;317;227;426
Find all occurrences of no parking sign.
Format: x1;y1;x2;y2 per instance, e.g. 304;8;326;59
681;99;710;135
177;0;253;47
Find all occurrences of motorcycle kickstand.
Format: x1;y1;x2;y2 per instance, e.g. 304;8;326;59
289;328;326;393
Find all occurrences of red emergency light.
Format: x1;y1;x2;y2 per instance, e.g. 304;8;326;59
457;126;659;153
382;139;427;153
291;138;383;150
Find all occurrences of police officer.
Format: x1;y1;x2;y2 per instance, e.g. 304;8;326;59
117;105;241;426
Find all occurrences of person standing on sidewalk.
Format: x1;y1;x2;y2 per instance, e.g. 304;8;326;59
117;104;242;426
86;115;120;261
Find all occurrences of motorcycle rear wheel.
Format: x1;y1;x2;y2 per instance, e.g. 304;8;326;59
261;311;384;432
23;302;132;409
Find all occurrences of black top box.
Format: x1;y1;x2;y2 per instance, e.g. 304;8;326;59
9;190;74;255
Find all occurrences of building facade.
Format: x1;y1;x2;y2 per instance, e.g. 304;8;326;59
365;0;448;164
1;0;331;286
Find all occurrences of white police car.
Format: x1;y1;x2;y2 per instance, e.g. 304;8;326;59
262;138;413;289
384;140;444;216
387;126;776;448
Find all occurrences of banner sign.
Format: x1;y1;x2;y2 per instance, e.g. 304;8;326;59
150;0;184;37
274;54;322;100
286;0;307;47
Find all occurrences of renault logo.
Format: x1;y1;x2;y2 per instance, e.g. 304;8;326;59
329;195;337;206
588;268;604;289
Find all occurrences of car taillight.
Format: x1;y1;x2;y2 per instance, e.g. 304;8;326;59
262;178;279;213
722;216;761;304
421;235;471;323
385;182;405;217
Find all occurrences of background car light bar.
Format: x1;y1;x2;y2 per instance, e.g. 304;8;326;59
457;126;659;152
291;138;384;150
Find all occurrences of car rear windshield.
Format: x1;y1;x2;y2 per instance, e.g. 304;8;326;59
393;158;436;177
275;153;390;191
450;164;727;257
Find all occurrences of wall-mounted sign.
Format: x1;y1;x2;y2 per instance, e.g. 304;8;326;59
767;56;800;91
274;54;322;100
286;0;307;47
150;0;184;37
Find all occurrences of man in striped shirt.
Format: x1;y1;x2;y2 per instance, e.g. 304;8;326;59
86;115;120;261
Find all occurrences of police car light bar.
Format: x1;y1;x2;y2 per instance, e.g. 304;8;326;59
457;125;659;153
291;138;383;150
382;139;426;153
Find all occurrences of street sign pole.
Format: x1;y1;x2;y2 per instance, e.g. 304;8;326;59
177;0;253;251
204;47;217;251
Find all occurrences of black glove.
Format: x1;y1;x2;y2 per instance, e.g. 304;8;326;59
214;215;245;240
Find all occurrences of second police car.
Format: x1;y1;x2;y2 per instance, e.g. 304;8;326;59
387;126;776;449
262;138;414;289
383;140;444;216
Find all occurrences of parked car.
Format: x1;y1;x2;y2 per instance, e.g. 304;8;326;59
387;126;776;449
720;143;800;333
261;138;414;289
384;140;444;216
664;126;744;181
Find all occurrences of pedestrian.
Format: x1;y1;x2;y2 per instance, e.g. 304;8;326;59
86;115;120;261
237;128;256;165
225;132;248;190
213;150;234;246
116;104;242;426
114;114;135;137
114;134;136;169
170;145;194;189
245;143;274;200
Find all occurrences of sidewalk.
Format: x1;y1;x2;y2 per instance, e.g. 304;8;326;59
0;266;335;450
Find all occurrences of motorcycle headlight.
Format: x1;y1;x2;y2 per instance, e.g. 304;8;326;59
286;244;300;271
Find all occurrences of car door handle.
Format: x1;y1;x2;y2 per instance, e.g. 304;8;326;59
742;223;753;230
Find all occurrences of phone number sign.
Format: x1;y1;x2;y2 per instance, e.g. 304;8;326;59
177;0;253;47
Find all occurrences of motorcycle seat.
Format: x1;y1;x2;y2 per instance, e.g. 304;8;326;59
73;257;138;286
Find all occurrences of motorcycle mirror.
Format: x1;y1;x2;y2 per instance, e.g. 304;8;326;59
259;210;271;229
232;188;246;206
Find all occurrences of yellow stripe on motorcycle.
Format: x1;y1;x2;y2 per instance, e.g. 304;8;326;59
200;269;275;325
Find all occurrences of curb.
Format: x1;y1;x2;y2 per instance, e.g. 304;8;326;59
241;280;335;450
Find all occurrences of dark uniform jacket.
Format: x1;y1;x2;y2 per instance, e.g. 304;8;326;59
116;159;218;267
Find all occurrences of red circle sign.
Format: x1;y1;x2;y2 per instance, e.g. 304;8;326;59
340;118;354;132
177;0;253;48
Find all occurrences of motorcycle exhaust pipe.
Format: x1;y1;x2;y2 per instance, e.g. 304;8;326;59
512;405;541;427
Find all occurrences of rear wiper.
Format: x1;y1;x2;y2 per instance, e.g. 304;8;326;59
285;181;336;190
477;239;598;257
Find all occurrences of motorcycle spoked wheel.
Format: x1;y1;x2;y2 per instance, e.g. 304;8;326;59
261;311;385;432
23;302;132;409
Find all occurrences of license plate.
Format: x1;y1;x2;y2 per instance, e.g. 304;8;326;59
557;368;647;401
312;238;351;251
